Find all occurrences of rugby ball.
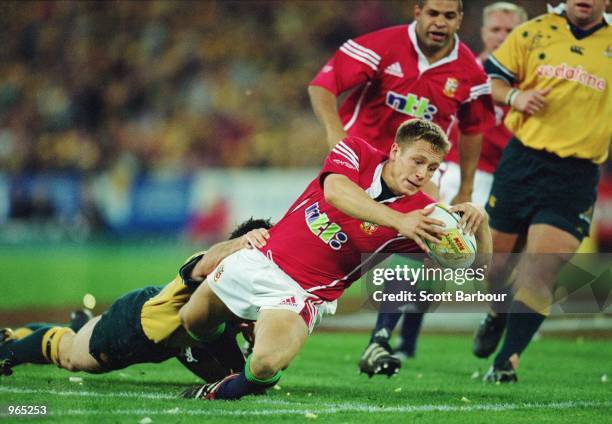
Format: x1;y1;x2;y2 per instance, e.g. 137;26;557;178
424;204;477;269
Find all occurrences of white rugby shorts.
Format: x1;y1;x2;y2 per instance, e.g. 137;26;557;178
206;248;337;333
437;161;494;206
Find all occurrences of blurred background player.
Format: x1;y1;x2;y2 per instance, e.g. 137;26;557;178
439;2;528;205
478;0;611;382
395;2;529;363
0;220;271;380
308;0;495;376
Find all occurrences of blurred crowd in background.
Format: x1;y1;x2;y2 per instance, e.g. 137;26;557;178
1;0;548;174
1;0;610;243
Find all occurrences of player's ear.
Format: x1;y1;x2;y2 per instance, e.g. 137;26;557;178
457;11;464;28
389;142;400;160
413;3;421;19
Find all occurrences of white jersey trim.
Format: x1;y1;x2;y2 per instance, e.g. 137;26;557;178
339;40;380;71
335;141;360;165
407;22;460;75
346;39;381;64
332;148;359;170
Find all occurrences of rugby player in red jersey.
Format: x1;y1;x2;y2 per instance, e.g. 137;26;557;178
394;2;528;366
309;0;496;374
179;119;492;400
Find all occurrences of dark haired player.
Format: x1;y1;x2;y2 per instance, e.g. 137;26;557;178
0;218;272;382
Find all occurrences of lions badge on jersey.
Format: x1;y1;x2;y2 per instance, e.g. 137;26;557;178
213;265;224;282
360;221;379;235
443;77;459;98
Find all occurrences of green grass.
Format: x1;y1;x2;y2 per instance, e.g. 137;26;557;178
0;242;364;310
1;333;610;423
1;242;195;308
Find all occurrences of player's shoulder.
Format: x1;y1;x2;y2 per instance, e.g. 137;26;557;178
341;135;383;154
456;42;488;80
352;24;408;49
337;136;387;167
514;13;554;35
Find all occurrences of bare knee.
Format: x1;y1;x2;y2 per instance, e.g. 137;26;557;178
57;333;79;372
249;351;286;379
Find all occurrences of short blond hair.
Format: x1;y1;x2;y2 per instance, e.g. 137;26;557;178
395;119;450;155
483;2;528;25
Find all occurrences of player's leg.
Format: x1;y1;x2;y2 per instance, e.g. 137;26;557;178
485;224;579;383
56;316;104;372
474;138;534;358
0;325;70;375
179;281;246;372
472;228;525;358
182;309;308;400
180;280;236;338
1;309;93;346
359;277;406;377
176;345;231;383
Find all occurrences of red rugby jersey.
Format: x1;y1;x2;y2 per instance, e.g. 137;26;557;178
259;136;434;301
310;23;495;153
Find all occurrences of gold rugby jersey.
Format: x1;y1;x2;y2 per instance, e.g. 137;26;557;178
488;12;611;163
140;251;205;344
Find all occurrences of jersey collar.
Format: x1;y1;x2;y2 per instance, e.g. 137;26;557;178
366;161;404;203
407;21;460;75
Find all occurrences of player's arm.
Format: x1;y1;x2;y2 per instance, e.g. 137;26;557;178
308;86;348;149
484;23;550;115
452;132;482;204
489;77;550;115
186;228;270;283
323;174;446;252
309;32;381;148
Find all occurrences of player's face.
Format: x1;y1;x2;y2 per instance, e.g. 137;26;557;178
481;11;522;54
414;0;463;54
566;0;609;29
386;140;444;196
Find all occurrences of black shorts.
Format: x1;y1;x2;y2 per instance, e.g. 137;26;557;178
89;286;178;370
486;137;599;241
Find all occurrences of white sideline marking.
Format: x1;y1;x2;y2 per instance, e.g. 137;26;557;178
0;387;610;416
41;401;610;416
0;386;303;405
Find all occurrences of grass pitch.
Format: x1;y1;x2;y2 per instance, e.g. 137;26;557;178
1;333;610;423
